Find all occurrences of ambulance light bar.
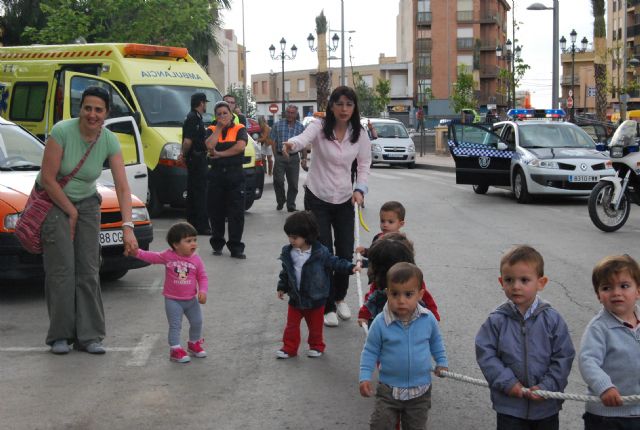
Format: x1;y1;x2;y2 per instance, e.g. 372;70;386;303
123;44;188;59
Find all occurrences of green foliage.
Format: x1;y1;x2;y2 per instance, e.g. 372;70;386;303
0;0;48;45
450;65;477;113
592;0;605;38
5;0;231;65
315;9;327;34
374;79;391;114
226;84;257;118
353;72;391;117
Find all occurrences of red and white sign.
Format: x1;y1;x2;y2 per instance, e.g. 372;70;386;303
567;97;573;109
269;103;279;114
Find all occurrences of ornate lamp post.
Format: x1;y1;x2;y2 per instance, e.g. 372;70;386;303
307;32;340;53
560;30;588;122
269;38;297;116
496;40;522;109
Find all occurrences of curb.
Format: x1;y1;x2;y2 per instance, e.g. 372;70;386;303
414;162;455;173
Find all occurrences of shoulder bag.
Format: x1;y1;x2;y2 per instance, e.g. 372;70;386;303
15;131;101;254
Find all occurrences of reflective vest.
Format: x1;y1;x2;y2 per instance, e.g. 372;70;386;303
207;123;246;167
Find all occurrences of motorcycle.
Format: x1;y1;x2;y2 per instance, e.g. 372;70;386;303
588;120;640;232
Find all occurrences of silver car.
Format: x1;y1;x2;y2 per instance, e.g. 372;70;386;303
364;118;416;168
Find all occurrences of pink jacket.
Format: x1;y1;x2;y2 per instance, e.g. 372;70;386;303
136;249;208;300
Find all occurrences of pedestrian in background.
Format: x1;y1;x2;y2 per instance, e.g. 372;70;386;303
205;101;248;259
271;104;305;212
359;262;448;429
180;92;211;235
40;86;138;355
416;107;425;132
223;94;247;126
257;116;274;176
275;211;360;359
283;86;371;327
131;222;208;364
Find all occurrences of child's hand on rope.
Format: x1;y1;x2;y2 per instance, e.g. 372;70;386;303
357;318;368;327
434;366;448;377
508;382;525;398
359;380;374;397
355;245;365;255
352;261;362;273
277;291;285;300
600;387;623;407
524;385;544;402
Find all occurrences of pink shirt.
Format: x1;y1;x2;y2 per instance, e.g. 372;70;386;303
288;119;371;204
136;249;208;300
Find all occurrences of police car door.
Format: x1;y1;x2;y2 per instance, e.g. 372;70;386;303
447;122;512;186
60;72;148;202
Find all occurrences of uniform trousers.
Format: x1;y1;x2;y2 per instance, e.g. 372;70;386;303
207;164;245;254
185;153;210;232
41;194;104;347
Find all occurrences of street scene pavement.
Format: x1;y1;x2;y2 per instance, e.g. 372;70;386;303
1;162;639;429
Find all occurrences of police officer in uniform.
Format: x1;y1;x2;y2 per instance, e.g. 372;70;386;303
181;92;211;235
205;101;248;259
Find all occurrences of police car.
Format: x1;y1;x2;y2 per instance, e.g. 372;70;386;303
447;109;616;203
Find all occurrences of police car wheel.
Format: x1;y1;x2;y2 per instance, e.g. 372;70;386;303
472;184;489;194
513;169;532;204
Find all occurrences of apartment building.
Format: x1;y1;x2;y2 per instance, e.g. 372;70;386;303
560;50;596;114
607;0;640;113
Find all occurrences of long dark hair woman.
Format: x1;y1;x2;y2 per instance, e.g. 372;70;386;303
283;86;371;327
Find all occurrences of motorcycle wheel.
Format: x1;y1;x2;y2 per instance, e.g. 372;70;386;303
588;181;631;232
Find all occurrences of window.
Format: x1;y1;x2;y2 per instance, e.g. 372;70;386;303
457;0;472;11
69;76;132;120
457;55;474;68
361;75;374;87
261;81;267;94
284;80;291;93
252;81;258;95
418;0;430;12
457;28;473;38
9;82;48;122
297;79;305;92
417;29;432;39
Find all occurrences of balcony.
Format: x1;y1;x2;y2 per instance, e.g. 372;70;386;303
416;38;433;51
480;39;498;51
415;65;432;78
416;11;432;25
480;66;500;78
457;38;475;50
457;10;474;22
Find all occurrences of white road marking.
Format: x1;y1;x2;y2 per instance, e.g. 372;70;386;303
116;277;163;291
126;333;159;367
392;171;430;179
370;171;401;179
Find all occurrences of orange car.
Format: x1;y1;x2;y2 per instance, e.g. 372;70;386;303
0;117;153;281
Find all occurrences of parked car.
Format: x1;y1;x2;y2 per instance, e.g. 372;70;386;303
447;109;616;203
0;116;153;281
364;118;416;168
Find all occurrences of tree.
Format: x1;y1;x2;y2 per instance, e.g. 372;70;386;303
497;56;530;107
353;72;390;117
0;0;47;45
450;65;477;113
592;0;607;121
374;78;391;115
4;0;230;65
314;10;330;112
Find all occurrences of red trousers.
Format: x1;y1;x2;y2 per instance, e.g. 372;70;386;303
281;305;325;356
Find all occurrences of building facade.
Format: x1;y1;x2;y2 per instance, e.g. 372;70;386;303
560;50;596;114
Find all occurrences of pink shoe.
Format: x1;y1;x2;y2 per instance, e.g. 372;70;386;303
187;339;207;358
170;346;191;363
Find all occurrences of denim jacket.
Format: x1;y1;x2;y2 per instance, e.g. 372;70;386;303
277;241;354;309
475;299;575;420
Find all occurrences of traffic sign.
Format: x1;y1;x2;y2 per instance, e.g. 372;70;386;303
567;97;573;109
568;89;573;97
269;103;279;114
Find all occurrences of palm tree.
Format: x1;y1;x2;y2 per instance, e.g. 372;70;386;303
315;10;330;112
592;0;607;121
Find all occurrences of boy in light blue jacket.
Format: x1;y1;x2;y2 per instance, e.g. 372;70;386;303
475;245;575;430
359;262;447;430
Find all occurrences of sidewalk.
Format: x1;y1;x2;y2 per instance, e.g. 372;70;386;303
414;151;455;173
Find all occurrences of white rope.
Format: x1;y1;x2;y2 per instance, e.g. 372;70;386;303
353;204;368;335
437;370;640;404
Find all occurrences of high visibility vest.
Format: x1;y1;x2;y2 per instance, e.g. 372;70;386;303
207;123;246;167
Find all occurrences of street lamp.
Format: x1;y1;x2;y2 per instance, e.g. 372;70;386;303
269;38;297;117
307;32;340;52
417;80;428;156
560;29;588;122
496;39;522;109
527;1;559;109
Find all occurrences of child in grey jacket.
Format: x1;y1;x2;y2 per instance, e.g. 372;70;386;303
579;254;640;429
475;245;575;430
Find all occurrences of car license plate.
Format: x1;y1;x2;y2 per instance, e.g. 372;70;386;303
99;230;123;247
386;154;405;158
568;175;598;183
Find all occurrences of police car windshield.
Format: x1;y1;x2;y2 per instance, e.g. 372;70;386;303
133;86;223;127
518;124;596;149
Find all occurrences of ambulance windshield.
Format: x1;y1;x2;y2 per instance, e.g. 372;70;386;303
133;85;222;127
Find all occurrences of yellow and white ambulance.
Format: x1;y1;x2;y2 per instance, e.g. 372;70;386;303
0;43;263;214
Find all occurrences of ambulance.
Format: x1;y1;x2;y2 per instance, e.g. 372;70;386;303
0;43;263;215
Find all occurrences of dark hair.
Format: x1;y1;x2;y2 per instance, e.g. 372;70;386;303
283;211;319;244
500;245;544;277
592;254;640;294
367;233;415;291
81;86;110;111
223;94;236;102
166;222;198;249
214;101;231;114
323;86;362;143
387;262;423;290
380;201;406;221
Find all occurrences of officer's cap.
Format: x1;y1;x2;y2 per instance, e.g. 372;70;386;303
191;92;210;105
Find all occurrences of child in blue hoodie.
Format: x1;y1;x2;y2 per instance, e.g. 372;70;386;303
276;211;359;359
360;262;447;429
475;245;575;430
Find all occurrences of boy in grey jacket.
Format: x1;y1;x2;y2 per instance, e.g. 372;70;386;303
579;254;640;429
475;245;575;430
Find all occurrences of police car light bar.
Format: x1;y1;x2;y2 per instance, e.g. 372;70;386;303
507;109;566;120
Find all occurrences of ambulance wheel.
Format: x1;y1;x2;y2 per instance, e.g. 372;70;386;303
473;184;489;194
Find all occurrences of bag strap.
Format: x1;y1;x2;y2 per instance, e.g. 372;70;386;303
58;129;102;187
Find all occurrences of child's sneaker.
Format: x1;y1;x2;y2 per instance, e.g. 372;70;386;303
275;349;291;359
187;339;207;358
170;346;191;363
307;349;323;358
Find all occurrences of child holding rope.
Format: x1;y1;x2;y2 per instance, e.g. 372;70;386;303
359;262;448;429
579;254;640;429
475;245;575;429
276;211;360;359
357;233;440;327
